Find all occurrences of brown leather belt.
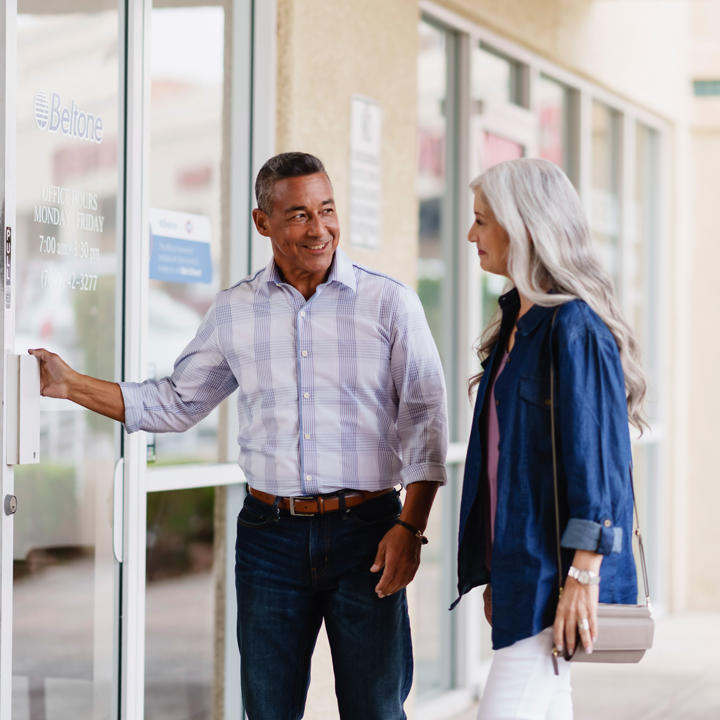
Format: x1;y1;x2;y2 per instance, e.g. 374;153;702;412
248;486;394;516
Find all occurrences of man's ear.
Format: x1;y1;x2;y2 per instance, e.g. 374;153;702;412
252;208;272;237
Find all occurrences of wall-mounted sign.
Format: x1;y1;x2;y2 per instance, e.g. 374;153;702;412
149;208;212;284
349;95;382;250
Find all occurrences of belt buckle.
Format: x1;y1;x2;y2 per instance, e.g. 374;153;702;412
289;496;317;517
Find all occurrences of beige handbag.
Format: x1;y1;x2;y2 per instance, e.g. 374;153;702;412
548;309;654;673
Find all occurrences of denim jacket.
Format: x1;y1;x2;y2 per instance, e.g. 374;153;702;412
453;289;638;650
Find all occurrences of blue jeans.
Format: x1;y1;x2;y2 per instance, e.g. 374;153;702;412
234;490;412;720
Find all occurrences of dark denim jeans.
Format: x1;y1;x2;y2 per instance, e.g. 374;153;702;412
234;490;412;720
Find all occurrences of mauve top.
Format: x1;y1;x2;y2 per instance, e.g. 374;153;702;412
484;350;508;568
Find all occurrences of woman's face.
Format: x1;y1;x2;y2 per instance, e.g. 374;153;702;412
467;190;510;278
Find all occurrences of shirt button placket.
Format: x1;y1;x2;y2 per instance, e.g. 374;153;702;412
298;307;313;492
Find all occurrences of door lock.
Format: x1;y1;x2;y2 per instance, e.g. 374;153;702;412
4;495;18;515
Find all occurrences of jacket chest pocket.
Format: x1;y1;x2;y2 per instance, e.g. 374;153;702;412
518;376;552;457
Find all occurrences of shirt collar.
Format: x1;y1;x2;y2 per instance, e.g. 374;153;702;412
498;287;553;337
261;247;357;294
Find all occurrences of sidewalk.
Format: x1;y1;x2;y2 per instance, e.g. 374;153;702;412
450;612;720;720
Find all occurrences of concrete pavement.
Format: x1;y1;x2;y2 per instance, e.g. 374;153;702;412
450;612;720;720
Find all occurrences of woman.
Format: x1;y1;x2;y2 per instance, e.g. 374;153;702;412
454;158;646;719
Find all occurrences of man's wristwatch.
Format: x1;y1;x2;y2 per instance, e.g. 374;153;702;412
567;566;600;585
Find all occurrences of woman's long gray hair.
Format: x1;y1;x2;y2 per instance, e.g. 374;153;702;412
471;157;647;431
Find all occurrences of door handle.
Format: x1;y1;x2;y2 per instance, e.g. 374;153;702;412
113;457;124;563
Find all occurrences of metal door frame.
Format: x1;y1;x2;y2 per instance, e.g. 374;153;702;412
0;2;18;718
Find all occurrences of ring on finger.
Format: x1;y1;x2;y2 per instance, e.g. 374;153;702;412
578;618;590;632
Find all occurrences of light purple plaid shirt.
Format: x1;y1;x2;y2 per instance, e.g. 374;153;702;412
120;248;448;495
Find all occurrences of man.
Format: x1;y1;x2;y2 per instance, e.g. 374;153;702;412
31;152;447;719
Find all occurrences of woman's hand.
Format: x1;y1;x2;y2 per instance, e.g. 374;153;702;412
552;550;602;656
483;584;492;625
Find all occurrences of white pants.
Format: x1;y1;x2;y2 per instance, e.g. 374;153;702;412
477;628;572;720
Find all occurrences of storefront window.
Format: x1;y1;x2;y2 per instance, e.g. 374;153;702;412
472;44;524;107
414;18;457;700
634;124;661;422
537;74;576;182
591;101;622;294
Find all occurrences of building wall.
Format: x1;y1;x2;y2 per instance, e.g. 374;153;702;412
688;0;720;610
275;0;420;287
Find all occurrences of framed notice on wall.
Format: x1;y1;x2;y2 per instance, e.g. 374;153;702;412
349;95;382;250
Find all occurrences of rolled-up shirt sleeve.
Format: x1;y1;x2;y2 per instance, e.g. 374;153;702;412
555;314;631;555
120;301;238;434
390;289;448;487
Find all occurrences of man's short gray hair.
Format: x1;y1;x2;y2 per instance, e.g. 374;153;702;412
255;152;328;214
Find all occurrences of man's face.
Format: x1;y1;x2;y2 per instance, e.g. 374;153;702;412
252;172;340;289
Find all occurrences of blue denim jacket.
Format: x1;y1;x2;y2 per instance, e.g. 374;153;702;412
453;289;638;650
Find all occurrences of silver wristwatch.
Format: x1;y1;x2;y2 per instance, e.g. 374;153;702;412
567;565;601;585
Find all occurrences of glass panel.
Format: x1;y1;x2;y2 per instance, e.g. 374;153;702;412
590;101;622;294
147;5;227;465
483;131;523;169
479;133;524;330
413;465;458;700
633;124;661;423
472;44;523;106
632;125;662;605
417;19;459;433
537;75;575;179
417;20;450;370
414;19;455;698
145;487;220;718
13;2;120;717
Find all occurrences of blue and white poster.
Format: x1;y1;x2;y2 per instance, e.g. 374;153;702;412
149;208;212;284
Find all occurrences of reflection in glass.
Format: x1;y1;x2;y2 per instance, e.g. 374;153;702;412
13;5;119;718
537;75;575;180
148;6;226;465
591;101;622;294
472;44;523;106
145;487;218;719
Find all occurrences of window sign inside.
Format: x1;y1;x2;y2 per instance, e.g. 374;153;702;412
149;208;212;284
350;95;382;250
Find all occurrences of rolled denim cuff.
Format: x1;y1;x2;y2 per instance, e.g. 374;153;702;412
560;518;623;555
119;382;143;434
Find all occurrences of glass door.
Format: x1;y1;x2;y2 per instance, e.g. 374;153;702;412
11;1;123;718
138;1;251;716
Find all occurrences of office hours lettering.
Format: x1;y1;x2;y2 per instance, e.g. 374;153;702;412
33;184;104;293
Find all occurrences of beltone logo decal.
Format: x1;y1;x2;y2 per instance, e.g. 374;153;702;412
33;91;104;144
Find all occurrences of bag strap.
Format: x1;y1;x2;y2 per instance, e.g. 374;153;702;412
548;308;651;605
